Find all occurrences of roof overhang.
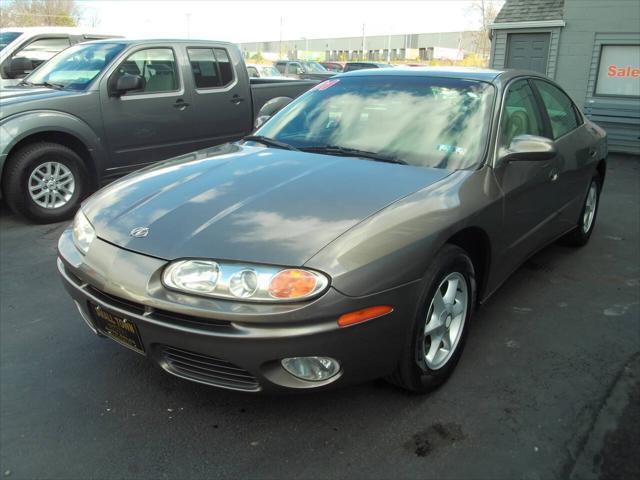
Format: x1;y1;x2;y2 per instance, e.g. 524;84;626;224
490;20;566;30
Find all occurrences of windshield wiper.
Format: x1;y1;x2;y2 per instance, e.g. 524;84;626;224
242;135;299;151
27;81;65;90
300;145;408;165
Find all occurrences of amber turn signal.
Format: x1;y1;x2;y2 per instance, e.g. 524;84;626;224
268;269;319;299
337;305;393;327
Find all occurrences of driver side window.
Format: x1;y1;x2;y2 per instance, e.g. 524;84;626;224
500;80;544;148
114;48;179;94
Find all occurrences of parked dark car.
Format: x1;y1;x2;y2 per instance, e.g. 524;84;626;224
320;61;344;72
343;61;393;72
0;39;317;223
274;60;334;80
58;68;607;394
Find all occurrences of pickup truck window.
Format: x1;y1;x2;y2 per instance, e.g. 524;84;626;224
0;31;22;51
275;63;286;74
16;37;71;69
118;48;179;94
214;48;234;85
187;47;234;89
23;42;125;90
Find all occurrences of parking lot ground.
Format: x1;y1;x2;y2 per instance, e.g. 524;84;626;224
1;154;639;480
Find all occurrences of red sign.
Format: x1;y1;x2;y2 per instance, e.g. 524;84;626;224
607;65;640;78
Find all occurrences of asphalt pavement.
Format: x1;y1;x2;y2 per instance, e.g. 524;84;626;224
1;154;638;480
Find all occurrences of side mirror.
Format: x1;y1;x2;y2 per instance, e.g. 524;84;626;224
254;96;292;129
8;57;33;78
111;74;145;96
296;67;304;75
499;135;557;163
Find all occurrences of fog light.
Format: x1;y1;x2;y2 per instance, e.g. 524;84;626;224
281;356;340;381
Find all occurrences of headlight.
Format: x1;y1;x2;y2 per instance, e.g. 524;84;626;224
162;260;329;302
72;210;95;254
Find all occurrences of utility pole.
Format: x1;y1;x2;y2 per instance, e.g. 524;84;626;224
361;23;366;61
387;29;391;63
279;16;283;59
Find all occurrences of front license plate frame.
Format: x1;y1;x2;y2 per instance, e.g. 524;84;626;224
89;302;145;355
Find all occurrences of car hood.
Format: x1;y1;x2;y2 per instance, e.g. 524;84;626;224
84;143;452;266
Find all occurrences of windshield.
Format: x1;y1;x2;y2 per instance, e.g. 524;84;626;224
24;42;125;90
256;76;495;170
303;61;327;73
260;66;282;77
0;31;22;51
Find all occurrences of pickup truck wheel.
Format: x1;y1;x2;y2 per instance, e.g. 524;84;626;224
3;142;87;224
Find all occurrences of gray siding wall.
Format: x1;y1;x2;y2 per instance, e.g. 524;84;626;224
490;27;561;79
555;0;640;154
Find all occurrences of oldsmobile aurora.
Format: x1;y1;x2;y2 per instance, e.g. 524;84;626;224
58;68;607;393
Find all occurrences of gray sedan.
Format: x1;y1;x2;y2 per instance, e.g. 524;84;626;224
58;68;607;393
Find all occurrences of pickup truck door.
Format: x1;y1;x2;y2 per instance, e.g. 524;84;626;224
180;45;253;147
99;44;197;175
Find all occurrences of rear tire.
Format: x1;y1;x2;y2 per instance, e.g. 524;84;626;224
387;244;476;393
2;142;87;224
561;175;601;247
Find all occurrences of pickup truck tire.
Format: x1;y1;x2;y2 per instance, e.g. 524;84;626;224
2;142;87;224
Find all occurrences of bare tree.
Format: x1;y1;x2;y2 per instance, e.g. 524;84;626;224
0;0;80;27
469;0;502;60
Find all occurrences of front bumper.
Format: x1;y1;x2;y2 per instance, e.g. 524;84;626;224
57;229;421;393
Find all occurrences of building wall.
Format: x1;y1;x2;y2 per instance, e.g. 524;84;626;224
557;0;640;154
555;0;640;103
239;31;479;59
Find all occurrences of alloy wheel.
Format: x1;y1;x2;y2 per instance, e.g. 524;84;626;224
582;181;598;233
421;272;469;370
28;161;75;209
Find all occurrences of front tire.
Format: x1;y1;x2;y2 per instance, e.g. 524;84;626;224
387;244;476;393
2;142;87;224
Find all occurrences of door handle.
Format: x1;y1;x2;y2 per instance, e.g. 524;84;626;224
173;99;190;110
230;95;245;104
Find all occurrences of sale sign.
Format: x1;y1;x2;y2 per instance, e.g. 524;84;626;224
596;45;640;97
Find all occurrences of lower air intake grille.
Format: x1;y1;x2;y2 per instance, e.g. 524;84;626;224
160;345;260;392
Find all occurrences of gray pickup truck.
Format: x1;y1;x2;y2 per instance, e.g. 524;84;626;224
0;39;316;222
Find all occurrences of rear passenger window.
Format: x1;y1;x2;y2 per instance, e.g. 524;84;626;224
115;48;179;93
187;47;234;89
533;80;581;138
500;80;545;147
214;48;233;85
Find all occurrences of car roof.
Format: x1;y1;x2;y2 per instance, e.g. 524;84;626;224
336;66;546;83
82;38;236;48
0;26;115;35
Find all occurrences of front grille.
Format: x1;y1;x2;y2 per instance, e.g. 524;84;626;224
159;345;260;391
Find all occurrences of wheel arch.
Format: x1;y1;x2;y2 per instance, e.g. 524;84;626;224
596;159;606;185
445;226;492;303
4;131;98;189
0;111;107;192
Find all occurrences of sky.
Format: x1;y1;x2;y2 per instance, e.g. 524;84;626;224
76;0;496;43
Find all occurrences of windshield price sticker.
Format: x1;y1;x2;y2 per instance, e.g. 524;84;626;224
314;79;340;91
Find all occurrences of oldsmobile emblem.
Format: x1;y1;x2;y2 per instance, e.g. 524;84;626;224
130;227;149;238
